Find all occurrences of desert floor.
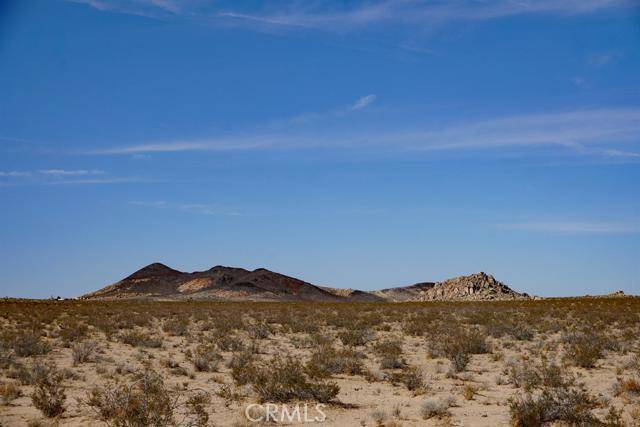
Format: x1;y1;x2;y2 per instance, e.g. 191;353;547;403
1;298;639;426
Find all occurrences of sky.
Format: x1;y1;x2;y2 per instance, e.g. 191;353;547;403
0;0;639;298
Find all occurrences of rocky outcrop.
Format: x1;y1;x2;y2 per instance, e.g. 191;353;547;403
413;272;528;301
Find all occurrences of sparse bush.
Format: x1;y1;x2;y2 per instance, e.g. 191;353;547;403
562;331;604;369
190;343;222;372
463;384;478;400
248;322;270;340
253;356;339;403
508;387;598;426
613;376;640;398
429;327;489;372
370;409;387;426
401;366;426;392
86;368;208;426
505;359;540;391
3;331;51;357
420;398;450;419
31;364;66;418
214;333;245;352
0;381;22;404
306;346;364;378
228;350;259;386
374;339;405;369
119;330;163;348
163;318;190;337
72;340;97;365
58;320;89;345
338;328;374;347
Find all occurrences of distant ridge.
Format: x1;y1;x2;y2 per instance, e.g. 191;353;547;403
83;264;530;302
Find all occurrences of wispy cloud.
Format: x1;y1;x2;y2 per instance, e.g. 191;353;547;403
587;51;621;68
499;221;640;234
349;94;377;111
276;94;377;126
89;108;640;157
602;149;640;158
0;169;137;185
37;169;104;176
129;200;242;216
46;177;140;185
0;171;31;177
399;108;640;151
66;0;632;29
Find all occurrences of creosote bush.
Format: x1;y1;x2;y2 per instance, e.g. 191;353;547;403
508;387;599;426
338;328;374;347
86;368;209;427
189;343;222;372
2;330;51;357
305;345;364;378
253;356;339;403
119;330;163;348
30;363;66;418
72;340;97;365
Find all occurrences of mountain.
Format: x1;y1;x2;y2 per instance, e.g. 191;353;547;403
83;263;348;301
83;264;529;302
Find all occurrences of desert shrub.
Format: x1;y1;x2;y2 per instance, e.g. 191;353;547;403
213;333;245;352
420;398;450;419
92;316;118;339
58;320;89;345
86;368;209;427
509;387;598;426
253;356;339;403
538;362;571;388
31;364;66;418
161;358;189;376
401;366;425;392
72;340;97;365
370;409;387;426
247;322;270;340
613;376;640;398
509;324;535;341
463;384;478;400
228;350;259;386
3;330;50;357
185;392;211;427
0;340;15;369
0;381;22;405
429;327;489;372
487;321;534;341
190;344;222;372
505;359;541;391
306;346;364;378
338;328;374;347
562;331;604;368
163;318;190;337
215;383;242;405
10;360;58;386
374;339;405;369
119;330;163;348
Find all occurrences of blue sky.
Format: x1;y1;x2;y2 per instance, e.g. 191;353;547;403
1;0;639;298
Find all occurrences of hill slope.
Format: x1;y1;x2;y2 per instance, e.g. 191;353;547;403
83;264;529;302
